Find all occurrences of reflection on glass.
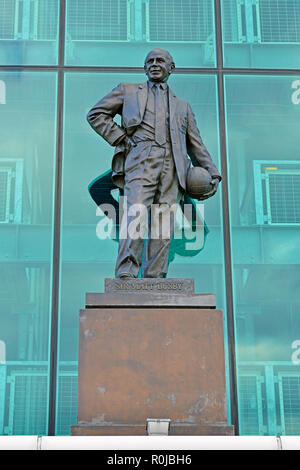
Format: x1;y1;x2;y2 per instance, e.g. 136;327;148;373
222;0;300;69
55;72;228;434
0;72;57;435
65;0;216;67
0;0;59;65
225;75;300;435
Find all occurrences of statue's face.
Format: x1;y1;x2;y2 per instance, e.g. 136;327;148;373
144;50;174;83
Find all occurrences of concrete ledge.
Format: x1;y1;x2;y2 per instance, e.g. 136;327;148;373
0;436;39;450
41;435;279;450
280;436;300;450
0;435;299;450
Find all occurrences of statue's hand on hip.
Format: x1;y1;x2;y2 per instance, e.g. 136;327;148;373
124;136;136;156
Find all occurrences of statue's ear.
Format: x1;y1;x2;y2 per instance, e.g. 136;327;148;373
169;63;175;75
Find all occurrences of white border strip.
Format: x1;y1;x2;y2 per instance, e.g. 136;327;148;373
0;435;299;450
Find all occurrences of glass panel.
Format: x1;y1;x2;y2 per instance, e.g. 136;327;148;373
0;71;57;435
56;72;229;434
0;0;59;65
225;75;300;435
222;0;300;69
65;0;216;67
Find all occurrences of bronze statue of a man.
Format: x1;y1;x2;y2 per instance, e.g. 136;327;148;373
87;49;221;279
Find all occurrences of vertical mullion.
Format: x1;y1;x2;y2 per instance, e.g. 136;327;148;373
214;0;239;435
48;0;66;436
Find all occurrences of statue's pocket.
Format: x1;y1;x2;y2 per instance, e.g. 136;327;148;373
124;141;152;174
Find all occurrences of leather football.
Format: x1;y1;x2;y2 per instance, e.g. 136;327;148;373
186;166;213;199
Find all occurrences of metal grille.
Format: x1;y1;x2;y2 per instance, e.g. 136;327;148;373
67;0;128;41
222;0;241;42
0;169;11;223
55;373;78;435
238;375;264;435
279;375;300;435
36;0;58;40
9;372;48;435
0;0;58;41
0;0;16;39
266;172;300;224
5;368;78;435
259;0;300;43
148;0;214;42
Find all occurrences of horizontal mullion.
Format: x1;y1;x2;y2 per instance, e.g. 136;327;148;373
0;65;300;75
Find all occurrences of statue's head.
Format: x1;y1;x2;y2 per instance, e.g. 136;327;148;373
144;49;175;83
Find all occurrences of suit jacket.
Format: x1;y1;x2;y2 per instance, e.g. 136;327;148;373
87;82;221;190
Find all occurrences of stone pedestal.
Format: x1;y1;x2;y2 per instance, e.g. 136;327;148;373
71;279;234;436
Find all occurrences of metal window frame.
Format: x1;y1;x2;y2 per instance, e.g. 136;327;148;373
2;368;77;437
0;0;17;40
0;168;12;223
0;158;23;224
265;169;300;226
0;362;78;436
0;0;59;41
144;0;214;44
258;0;300;45
6;369;49;435
278;372;300;436
55;369;78;436
223;0;300;45
253;160;300;226
0;364;6;434
65;0;131;42
238;370;265;435
222;0;258;44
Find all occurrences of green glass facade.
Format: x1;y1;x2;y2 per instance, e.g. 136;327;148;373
0;0;300;436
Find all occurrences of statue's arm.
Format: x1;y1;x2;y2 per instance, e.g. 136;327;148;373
186;103;221;181
87;83;127;146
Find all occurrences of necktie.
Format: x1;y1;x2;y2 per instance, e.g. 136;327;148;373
154;84;166;146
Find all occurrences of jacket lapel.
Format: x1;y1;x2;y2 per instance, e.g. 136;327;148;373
127;82;176;127
123;82;147;129
168;87;177;125
137;82;148;123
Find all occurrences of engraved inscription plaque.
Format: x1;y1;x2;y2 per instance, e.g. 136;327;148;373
105;278;194;294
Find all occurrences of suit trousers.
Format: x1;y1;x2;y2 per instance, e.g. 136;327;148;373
115;140;180;278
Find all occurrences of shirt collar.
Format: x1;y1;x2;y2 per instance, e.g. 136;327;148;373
148;80;168;90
